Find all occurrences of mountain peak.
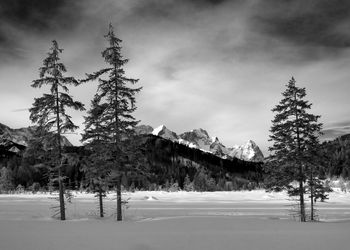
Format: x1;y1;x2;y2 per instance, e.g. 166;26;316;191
152;125;166;136
152;125;178;140
245;140;256;146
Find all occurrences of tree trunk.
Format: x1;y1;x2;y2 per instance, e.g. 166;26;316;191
99;186;104;218
299;176;306;222
56;80;65;221
114;62;123;221
310;165;314;221
294;89;305;222
116;176;122;221
58;167;65;220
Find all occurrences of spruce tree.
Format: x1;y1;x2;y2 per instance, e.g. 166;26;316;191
82;24;141;221
265;77;323;222
30;40;85;220
304;147;331;221
81;95;111;217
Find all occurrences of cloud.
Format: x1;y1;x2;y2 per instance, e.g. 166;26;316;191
252;0;350;47
1;0;350;155
0;0;83;60
321;120;350;141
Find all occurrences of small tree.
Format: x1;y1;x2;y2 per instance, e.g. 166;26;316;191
30;40;85;220
82;24;141;221
305;160;332;221
183;174;194;191
265;77;323;222
81;95;111;218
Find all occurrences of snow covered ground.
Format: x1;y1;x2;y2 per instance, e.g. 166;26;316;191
1;190;350;250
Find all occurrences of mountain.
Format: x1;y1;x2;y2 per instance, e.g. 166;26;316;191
0;122;72;150
152;125;179;141
0;123;36;147
180;128;213;152
135;125;264;162
228;140;265;162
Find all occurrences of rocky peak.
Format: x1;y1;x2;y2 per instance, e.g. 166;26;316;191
152;125;179;141
229;140;264;162
180;128;213;151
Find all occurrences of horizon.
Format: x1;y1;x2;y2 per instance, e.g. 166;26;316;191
1;0;350;156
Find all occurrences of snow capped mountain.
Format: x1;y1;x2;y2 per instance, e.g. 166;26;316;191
152;125;179;141
228;140;264;162
180;128;213;151
135;124;264;162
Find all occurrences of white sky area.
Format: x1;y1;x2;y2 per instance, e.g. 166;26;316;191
1;0;350;155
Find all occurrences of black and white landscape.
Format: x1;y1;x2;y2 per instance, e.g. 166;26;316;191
1;0;350;250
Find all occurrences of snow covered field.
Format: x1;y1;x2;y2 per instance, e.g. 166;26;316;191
1;190;350;250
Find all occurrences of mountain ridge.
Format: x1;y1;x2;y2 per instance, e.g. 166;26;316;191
0;122;72;149
138;124;264;162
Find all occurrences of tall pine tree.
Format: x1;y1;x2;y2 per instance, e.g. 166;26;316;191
82;24;141;221
30;40;85;220
265;77;323;222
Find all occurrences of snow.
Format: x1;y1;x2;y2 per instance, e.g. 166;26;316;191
2;188;349;203
152;124;166;135
1;190;350;250
178;138;198;149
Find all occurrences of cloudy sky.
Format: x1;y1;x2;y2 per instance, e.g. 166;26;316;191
1;0;350;155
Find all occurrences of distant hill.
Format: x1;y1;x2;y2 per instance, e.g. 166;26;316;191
321;134;350;178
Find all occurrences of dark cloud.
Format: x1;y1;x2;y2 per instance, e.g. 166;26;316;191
0;0;83;60
0;0;82;31
252;0;350;49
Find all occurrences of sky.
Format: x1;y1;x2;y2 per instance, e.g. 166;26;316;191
1;0;350;155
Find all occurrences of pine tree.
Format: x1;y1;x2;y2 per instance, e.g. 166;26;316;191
81;145;112;218
82;24;141;221
30;40;85;220
265;77;323;222
81;96;112;218
304;149;331;221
